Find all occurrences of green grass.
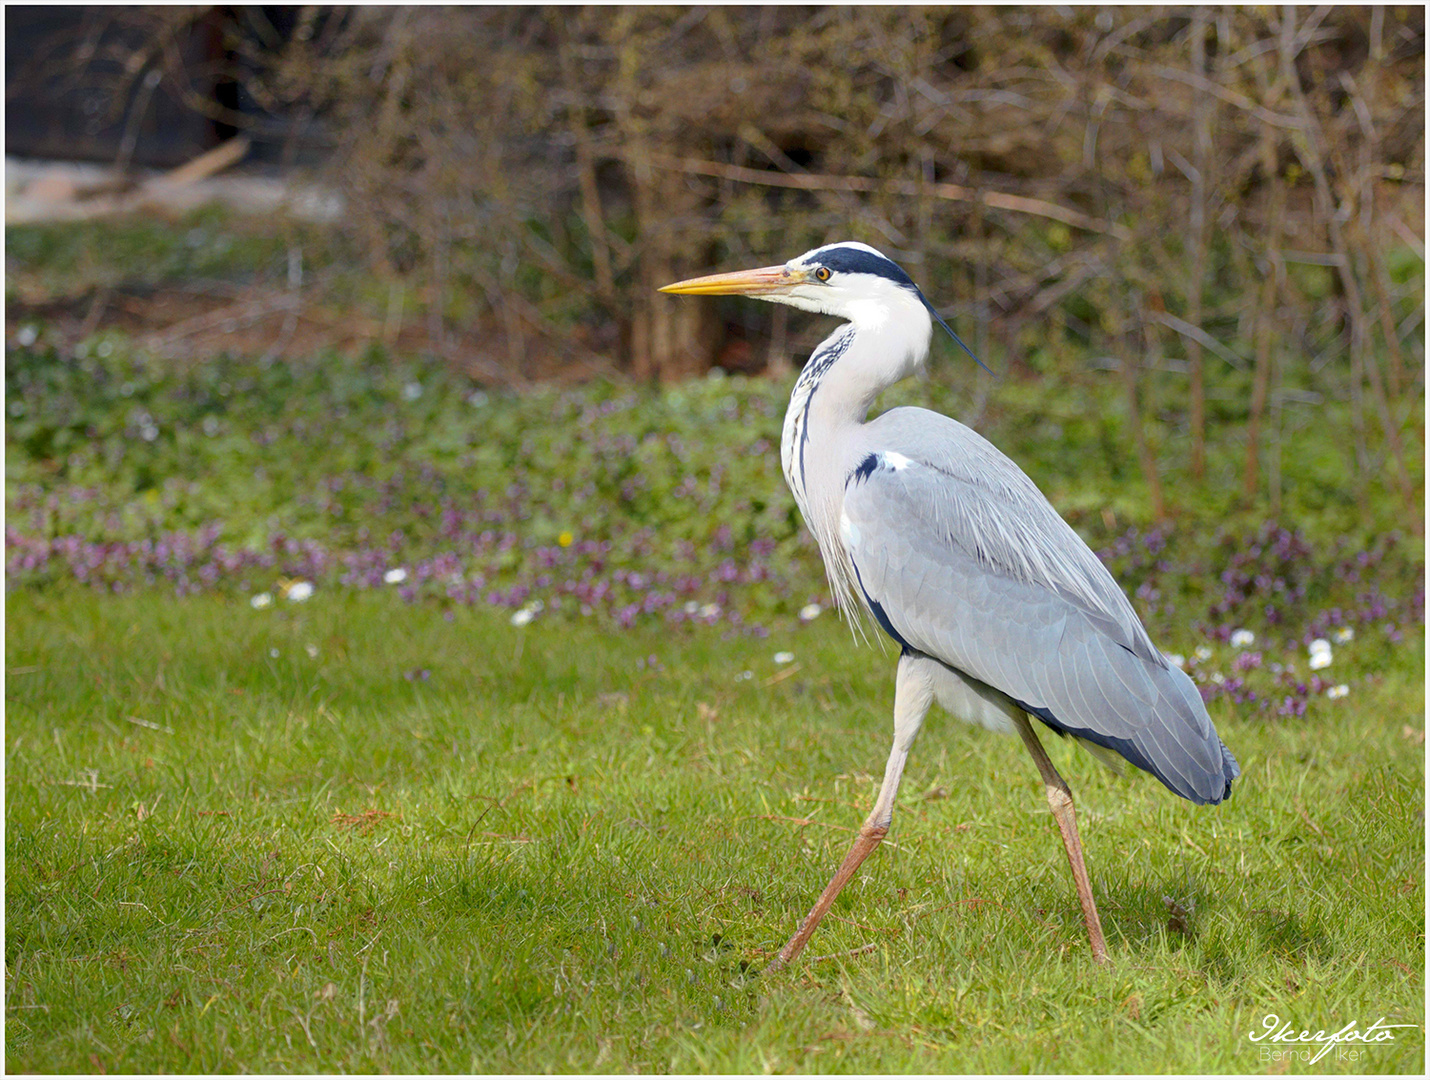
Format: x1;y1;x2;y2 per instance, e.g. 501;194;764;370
7;588;1423;1072
6;208;1424;1071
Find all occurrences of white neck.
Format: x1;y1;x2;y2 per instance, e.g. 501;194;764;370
778;288;933;620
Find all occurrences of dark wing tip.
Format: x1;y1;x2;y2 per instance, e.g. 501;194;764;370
1215;739;1241;803
1018;696;1240;806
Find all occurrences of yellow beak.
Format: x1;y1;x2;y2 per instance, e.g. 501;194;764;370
659;264;810;296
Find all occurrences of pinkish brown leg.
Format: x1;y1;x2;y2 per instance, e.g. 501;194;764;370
767;823;887;972
1013;712;1109;964
767;654;933;973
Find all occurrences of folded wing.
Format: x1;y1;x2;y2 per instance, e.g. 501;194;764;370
843;409;1239;805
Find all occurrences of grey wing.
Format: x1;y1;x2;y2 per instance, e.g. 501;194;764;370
842;440;1238;806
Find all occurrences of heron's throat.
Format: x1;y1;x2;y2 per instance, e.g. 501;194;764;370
781;383;862;623
780;356;889;626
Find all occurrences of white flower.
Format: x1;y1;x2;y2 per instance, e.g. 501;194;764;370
17;324;38;347
773;651;795;665
1308;639;1333;669
684;601;700;615
1165;653;1186;669
510;607;535;627
269;648;280;658
285;581;314;602
799;603;823;622
1326;684;1349;700
1230;629;1255;648
1210;672;1226;685
699;603;721;619
1194;645;1213;662
304;643;319;658
384;568;408;584
734;670;754;682
250;592;273;609
402;381;423;401
1333;627;1354;644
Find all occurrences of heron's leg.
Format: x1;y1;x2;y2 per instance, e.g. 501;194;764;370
1011;712;1109;965
768;652;934;972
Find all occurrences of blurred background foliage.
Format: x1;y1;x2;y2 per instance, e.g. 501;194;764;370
6;5;1424;528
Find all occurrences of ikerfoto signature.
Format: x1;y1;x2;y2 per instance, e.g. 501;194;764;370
1246;1013;1418;1064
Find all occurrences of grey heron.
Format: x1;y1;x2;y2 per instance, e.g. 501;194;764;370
661;241;1239;970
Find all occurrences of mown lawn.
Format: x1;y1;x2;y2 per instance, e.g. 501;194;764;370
6;588;1423;1072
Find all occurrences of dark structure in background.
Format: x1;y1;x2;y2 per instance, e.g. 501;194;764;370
6;6;211;166
5;5;325;168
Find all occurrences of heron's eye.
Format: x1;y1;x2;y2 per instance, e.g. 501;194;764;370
814;266;831;282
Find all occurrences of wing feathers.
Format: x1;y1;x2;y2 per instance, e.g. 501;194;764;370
842;421;1238;805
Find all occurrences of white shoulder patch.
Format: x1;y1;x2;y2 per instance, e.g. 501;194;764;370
883;451;912;471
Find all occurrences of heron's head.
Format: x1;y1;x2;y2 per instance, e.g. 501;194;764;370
661;241;982;366
660;241;913;319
